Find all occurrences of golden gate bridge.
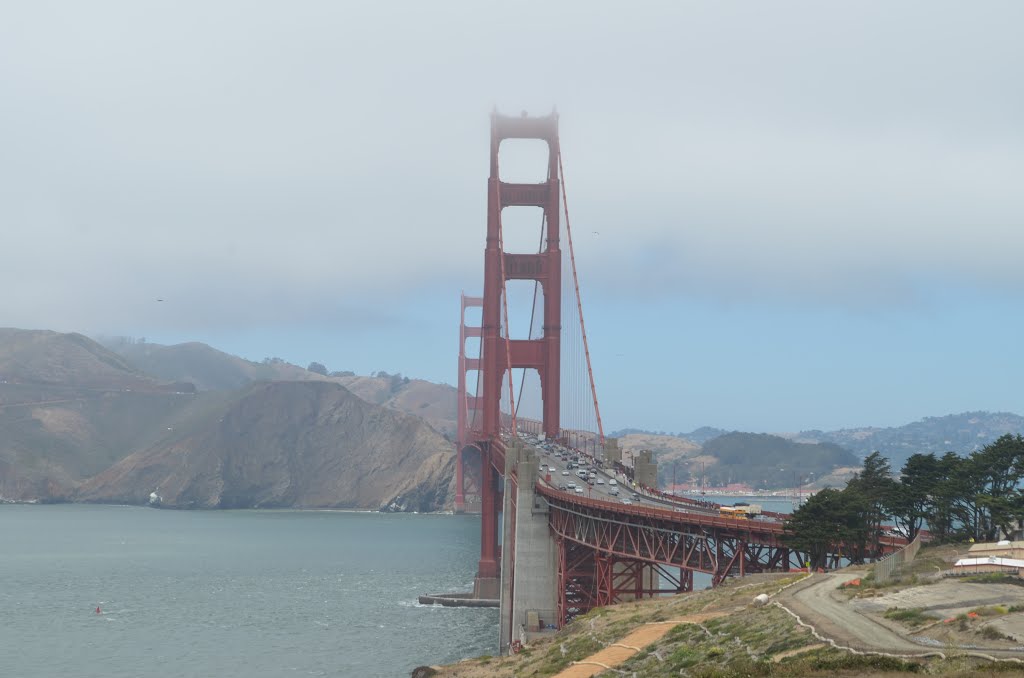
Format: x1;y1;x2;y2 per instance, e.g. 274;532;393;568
437;110;904;653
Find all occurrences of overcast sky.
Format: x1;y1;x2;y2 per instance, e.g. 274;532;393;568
2;1;1023;434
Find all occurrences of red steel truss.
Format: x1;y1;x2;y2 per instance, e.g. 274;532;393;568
540;485;827;624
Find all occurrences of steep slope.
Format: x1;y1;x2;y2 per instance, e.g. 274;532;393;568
76;381;456;511
0;328;154;390
103;338;326;391
0;329;208;500
336;375;457;439
103;339;459;438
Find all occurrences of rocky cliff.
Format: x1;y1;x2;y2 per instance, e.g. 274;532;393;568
0;330;458;511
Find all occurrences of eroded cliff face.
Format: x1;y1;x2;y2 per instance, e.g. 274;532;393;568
76;381;456;511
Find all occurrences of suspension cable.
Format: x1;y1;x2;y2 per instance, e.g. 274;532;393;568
557;148;604;442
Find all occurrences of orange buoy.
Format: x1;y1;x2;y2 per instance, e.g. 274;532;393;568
95;606;101;614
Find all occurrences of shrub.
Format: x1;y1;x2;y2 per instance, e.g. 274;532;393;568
810;654;923;672
883;607;933;626
971;606;1009;617
981;625;1010;641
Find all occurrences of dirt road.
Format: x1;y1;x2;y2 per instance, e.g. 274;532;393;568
777;571;938;655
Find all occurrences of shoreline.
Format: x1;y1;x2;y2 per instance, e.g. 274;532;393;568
0;499;461;515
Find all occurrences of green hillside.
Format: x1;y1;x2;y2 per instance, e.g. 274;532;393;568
701;432;858;489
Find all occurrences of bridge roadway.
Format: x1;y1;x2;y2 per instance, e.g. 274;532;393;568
519;435;784;524
516;436;906;556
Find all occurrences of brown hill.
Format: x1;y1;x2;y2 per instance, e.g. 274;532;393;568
0;329;212;500
336;375;457;439
0;328;154;390
103;339;458;438
0;385;235;501
102;338;326;391
76;381;455;511
0;332;456;511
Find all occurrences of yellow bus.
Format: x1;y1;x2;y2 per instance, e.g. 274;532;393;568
719;504;761;519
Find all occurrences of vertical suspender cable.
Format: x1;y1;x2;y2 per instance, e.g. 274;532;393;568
515;213;547;419
558;149;605;443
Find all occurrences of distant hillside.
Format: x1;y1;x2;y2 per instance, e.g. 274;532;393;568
0;328;155;390
609;429;857;490
616;433;715;489
614;412;1024;484
0;330;225;500
101;337;324;391
795;411;1024;468
77;381;454;511
102;338;458;438
335;375;456;439
609;426;727;446
0;331;456;511
0;385;235;500
701;432;858;489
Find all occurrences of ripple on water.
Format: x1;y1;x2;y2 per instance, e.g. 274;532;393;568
2;505;499;678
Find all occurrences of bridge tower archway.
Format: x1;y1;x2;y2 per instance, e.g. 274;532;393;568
471;112;564;596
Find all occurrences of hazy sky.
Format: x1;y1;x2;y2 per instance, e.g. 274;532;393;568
3;1;1023;434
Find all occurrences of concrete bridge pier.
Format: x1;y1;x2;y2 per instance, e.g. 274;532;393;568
499;441;558;655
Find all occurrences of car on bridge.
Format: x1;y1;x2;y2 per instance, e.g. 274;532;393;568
561;470;569;476
608;479;617;486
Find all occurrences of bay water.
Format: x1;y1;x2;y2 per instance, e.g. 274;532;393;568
1;505;497;678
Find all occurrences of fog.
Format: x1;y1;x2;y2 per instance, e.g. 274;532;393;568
2;1;1021;430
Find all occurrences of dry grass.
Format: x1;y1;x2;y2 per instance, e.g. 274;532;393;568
430;567;1024;678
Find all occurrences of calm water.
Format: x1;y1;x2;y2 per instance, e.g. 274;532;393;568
0;505;497;678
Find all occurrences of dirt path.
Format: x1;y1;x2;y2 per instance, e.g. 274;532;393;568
552;613;724;678
771;643;825;662
777;571;933;654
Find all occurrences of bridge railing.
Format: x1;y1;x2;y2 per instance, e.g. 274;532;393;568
535;480;789;536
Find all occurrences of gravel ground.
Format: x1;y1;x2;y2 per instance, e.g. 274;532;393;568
778;569;1024;657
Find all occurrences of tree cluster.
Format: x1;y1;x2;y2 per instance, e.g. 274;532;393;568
783;434;1024;569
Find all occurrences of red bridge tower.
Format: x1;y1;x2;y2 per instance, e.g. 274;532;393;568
462;111;563;598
